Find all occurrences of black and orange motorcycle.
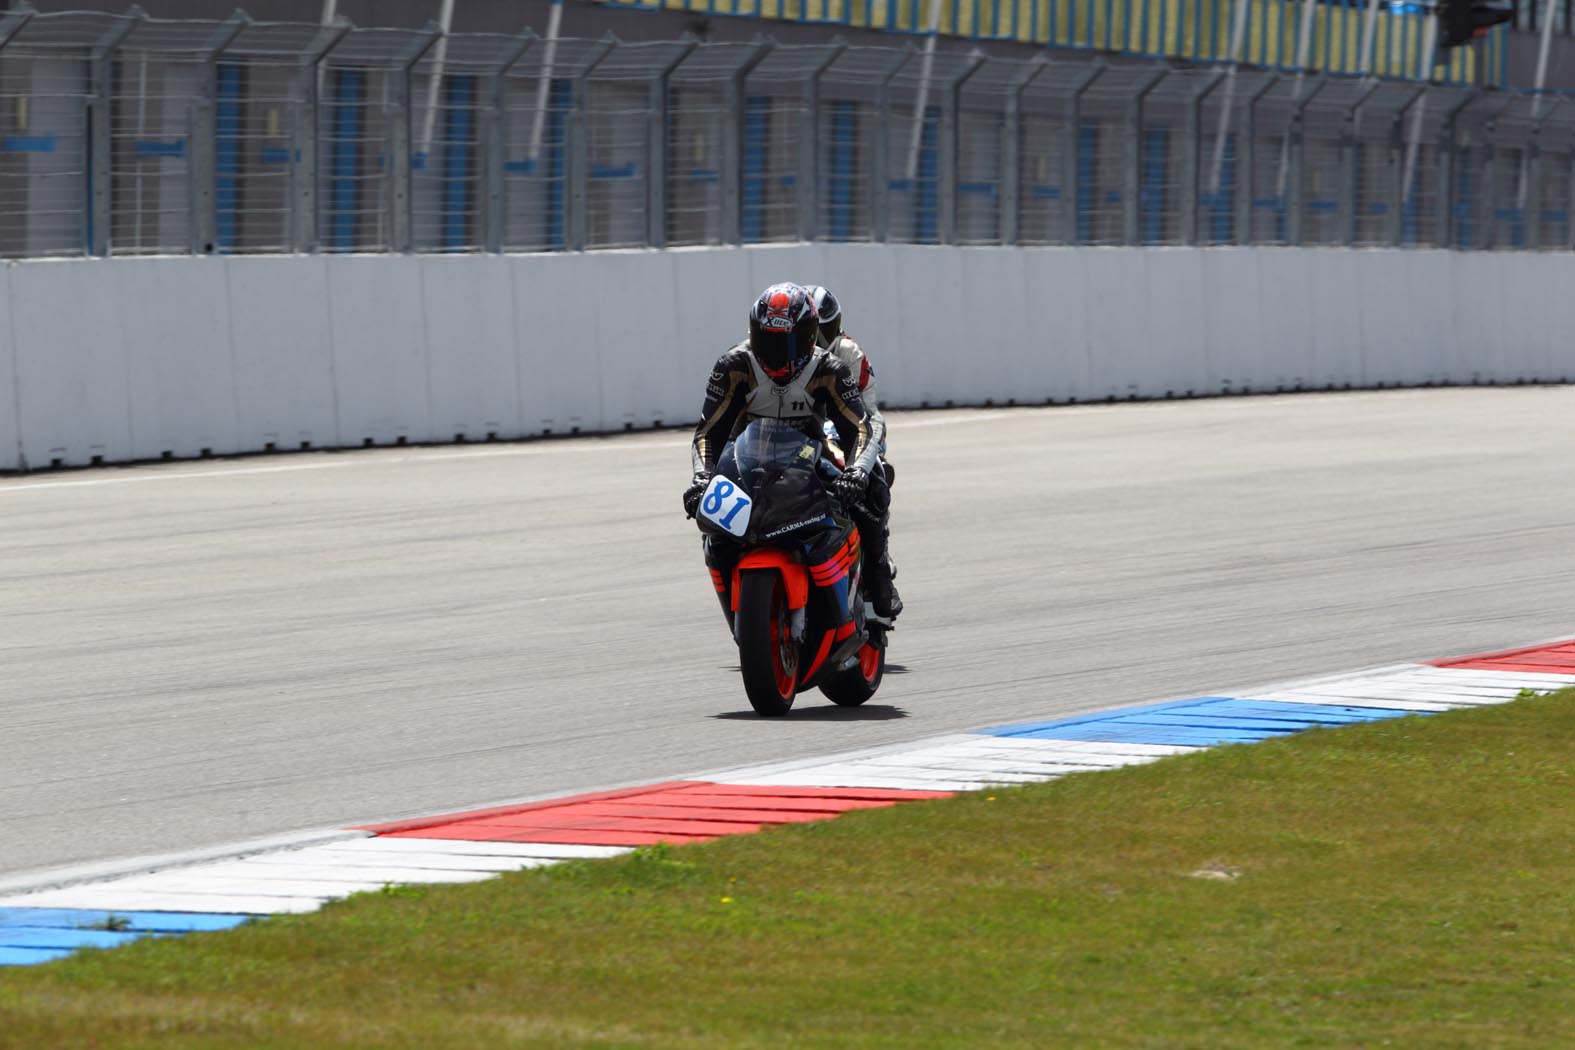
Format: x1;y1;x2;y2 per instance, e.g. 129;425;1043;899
695;418;886;716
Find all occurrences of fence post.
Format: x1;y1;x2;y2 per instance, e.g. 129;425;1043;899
940;50;985;245
1475;96;1515;249
1236;75;1279;245
191;11;249;256
799;40;845;243
1001;55;1047;247
567;34;617;251
1124;67;1167;246
483;29;536;253
1285;76;1328;247
1064;63;1105;244
872;45;916;243
648;37;697;249
89;8;143;256
294;17;351;253
1527;97;1564;249
723;37;774;246
1339;79;1380;247
1388;86;1427;246
1436;91;1476;248
390;23;443;253
1186;72;1227;245
1567;148;1575;251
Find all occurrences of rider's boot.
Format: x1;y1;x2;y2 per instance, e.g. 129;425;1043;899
865;554;903;621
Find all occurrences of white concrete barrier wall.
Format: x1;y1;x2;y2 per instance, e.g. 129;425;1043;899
2;245;1570;473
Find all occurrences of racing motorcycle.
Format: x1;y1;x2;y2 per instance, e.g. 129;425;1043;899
694;418;887;716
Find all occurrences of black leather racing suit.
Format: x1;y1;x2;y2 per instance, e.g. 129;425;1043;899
692;342;887;617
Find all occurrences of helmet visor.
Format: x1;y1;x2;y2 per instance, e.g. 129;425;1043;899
752;327;805;378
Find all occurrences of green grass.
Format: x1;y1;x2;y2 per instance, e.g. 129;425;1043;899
7;693;1575;1049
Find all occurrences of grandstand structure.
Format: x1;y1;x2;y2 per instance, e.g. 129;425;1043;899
0;0;1565;258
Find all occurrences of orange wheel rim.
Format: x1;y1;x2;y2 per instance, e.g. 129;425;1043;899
768;581;796;697
858;643;880;683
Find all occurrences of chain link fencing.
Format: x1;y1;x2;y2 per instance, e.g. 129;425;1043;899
0;6;1566;259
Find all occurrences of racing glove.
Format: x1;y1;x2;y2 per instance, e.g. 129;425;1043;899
833;467;869;508
682;471;711;519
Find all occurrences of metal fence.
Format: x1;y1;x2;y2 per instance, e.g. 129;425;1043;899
0;6;1567;259
603;0;1502;86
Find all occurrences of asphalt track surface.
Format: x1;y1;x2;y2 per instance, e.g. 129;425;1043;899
5;387;1575;878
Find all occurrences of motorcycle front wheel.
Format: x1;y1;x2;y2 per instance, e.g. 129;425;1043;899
736;569;799;716
819;636;884;707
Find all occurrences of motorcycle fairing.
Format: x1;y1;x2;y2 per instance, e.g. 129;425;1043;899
731;549;809;611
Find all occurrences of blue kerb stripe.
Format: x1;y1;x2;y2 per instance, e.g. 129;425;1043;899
2;135;55;153
979;697;1408;747
0;908;250;966
829;100;856;242
216;63;242;251
442;73;477;252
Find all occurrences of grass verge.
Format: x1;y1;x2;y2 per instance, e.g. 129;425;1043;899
5;692;1575;1049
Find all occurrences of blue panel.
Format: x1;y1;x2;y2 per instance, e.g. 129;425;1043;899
442;73;477;251
1030;185;1062;200
1141;127;1167;243
504;158;536;175
915;105;939;244
958;181;997;197
0;946;74;966
547;78;569;250
688;168;721;183
260;146;292;165
329;67;366;251
1211;132;1235;243
742;95;768;242
1076;123;1096;244
216;63;242;252
2;135;56;153
589;162;637;180
828;100;856;241
134;139;186;159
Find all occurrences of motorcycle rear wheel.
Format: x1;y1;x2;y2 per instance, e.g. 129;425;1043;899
819;637;884;707
737;569;798;716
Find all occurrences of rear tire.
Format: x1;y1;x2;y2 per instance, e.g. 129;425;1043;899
819;637;884;707
736;569;798;716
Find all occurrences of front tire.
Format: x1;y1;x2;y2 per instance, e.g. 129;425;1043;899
819;637;884;707
736;569;798;716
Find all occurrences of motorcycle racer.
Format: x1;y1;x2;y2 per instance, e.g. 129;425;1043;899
684;282;899;620
806;285;902;621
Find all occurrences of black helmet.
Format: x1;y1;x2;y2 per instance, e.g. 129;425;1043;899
748;282;818;383
807;285;842;348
